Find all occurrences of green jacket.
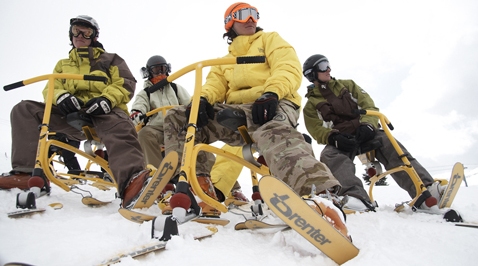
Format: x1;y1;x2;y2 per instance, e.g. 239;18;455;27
200;31;302;108
303;78;379;144
43;46;136;114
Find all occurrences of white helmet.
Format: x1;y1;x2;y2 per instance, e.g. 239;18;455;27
70;15;100;31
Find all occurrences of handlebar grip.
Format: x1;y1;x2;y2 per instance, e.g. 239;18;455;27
4;81;25;91
357;109;367;115
236;56;266;64
84;75;108;83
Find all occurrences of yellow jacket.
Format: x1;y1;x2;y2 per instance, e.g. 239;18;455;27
43;46;136;114
201;31;302;107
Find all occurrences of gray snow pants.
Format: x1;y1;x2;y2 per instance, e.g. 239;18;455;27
320;130;435;201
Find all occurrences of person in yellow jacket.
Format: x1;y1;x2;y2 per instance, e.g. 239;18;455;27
164;3;347;233
2;15;150;209
210;144;246;201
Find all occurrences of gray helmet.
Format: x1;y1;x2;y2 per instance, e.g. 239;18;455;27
303;54;329;82
69;15;100;43
70;15;100;31
141;55;172;79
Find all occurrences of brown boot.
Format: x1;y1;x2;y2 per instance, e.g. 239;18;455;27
122;169;151;209
158;183;175;215
0;172;31;190
231;189;249;202
307;196;351;241
196;174;221;217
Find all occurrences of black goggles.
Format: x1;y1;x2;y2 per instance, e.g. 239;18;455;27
70;24;96;39
149;64;170;75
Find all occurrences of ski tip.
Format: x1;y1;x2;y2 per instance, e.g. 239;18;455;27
4;262;36;266
49;202;63;209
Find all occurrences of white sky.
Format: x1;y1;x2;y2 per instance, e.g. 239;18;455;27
1;0;477;175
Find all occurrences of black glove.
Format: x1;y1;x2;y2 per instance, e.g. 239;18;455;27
328;133;357;152
56;93;84;115
355;124;376;143
185;97;214;128
129;109;144;126
252;92;278;125
85;97;112;115
302;133;312;144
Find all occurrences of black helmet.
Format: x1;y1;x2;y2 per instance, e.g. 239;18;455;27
303;54;329;82
140;55;172;79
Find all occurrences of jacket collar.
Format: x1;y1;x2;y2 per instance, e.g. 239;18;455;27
228;31;263;56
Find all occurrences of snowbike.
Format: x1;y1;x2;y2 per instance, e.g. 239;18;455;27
355;110;463;214
145;56;271;225
118;56;359;264
3;74;173;210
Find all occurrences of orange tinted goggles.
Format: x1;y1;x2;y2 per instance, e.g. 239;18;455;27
70;24;96;39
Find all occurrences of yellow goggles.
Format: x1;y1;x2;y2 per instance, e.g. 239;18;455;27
70;24;96;39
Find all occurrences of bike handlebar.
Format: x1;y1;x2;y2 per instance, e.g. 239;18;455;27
4;75;107;91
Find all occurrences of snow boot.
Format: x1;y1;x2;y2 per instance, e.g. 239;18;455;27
159;183;175;215
196;174;221;217
306;195;351;241
121;169;152;209
419;181;447;210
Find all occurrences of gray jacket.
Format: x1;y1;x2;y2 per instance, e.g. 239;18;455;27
131;80;191;128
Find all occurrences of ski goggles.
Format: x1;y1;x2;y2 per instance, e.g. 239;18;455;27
315;60;331;72
225;7;260;25
70;24;96;39
149;64;171;75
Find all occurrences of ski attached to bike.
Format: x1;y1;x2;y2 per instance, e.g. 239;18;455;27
97;226;218;265
258;175;359;264
438;162;464;208
118;151;178;222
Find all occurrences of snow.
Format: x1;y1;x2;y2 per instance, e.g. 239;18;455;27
1;165;478;266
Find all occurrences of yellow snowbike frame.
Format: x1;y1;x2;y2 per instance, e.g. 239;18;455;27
361;110;428;207
157;56;268;213
3;74;174;194
4;74;116;191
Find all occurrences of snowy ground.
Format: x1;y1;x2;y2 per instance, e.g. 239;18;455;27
1;165;477;266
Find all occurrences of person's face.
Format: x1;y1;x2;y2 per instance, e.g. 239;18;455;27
232;18;257;36
148;64;168;84
71;25;94;48
149;65;168;77
317;67;331;83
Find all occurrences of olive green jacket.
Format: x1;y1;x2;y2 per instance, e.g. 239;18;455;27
303;78;379;144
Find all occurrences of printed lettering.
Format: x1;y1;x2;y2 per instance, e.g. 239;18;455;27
270;193;332;245
141;161;174;204
441;173;462;206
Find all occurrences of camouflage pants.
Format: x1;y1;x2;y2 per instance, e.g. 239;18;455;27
321;130;435;200
164;100;340;195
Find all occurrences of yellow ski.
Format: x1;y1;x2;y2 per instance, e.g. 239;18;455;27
259;175;359;265
438;162;464;208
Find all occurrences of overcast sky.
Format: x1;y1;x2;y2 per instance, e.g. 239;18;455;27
1;0;477;175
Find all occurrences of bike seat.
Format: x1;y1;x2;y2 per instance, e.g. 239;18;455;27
356;138;382;155
216;108;247;132
66;112;94;131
